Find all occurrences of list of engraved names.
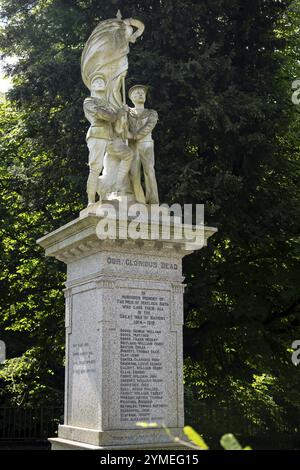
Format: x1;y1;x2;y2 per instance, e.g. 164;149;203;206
117;289;170;423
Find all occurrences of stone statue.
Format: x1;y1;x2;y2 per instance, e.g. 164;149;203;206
81;11;144;205
83;75;126;205
81;10;144;108
128;85;159;204
82;12;160;206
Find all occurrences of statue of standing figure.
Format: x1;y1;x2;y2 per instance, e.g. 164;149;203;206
83;74;128;205
81;12;159;206
128;85;159;204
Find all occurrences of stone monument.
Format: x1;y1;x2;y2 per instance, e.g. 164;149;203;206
37;12;217;450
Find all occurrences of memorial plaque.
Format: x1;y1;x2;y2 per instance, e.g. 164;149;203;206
117;289;169;425
103;283;180;431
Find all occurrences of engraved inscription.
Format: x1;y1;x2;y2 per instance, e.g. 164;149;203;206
107;257;178;270
72;342;96;375
117;289;170;423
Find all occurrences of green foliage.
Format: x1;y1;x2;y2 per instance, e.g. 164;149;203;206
137;422;251;450
0;100;65;406
183;425;209;450
0;0;299;448
220;433;251;450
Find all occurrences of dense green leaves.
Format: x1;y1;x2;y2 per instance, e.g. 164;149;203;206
0;0;300;447
0;100;65;405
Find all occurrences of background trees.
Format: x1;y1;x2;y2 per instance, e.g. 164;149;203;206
0;0;299;448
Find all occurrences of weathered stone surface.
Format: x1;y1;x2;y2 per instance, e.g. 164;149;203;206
49;437;188;450
37;214;217;449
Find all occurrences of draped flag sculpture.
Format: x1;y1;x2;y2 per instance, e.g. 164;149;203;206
81;11;159;206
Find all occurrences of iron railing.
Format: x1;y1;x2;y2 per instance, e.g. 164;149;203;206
0;407;63;441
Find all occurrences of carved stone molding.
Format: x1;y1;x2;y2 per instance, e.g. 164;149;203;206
55;237;189;264
96;279;115;290
64;288;72;335
171;283;186;295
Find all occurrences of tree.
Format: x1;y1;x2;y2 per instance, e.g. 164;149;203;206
0;101;65;405
0;0;299;447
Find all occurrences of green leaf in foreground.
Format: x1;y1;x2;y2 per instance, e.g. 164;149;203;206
136;422;158;428
220;433;250;450
183;426;209;450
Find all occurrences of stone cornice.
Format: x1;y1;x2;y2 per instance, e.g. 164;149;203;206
37;214;218;263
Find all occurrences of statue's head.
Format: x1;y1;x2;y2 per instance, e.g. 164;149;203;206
90;73;106;95
129;85;148;105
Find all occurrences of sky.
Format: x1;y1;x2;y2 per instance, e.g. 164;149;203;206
0;75;12;93
0;56;16;93
0;19;13;94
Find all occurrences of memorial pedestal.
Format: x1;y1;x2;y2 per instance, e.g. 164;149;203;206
37;210;216;450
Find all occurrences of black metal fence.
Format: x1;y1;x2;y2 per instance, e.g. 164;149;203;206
185;402;300;450
0;407;63;441
0;405;299;449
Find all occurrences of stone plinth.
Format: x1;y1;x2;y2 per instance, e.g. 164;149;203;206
37;212;217;450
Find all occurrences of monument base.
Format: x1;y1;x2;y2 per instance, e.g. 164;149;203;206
49;424;188;450
49;437;187;450
37;210;217;452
